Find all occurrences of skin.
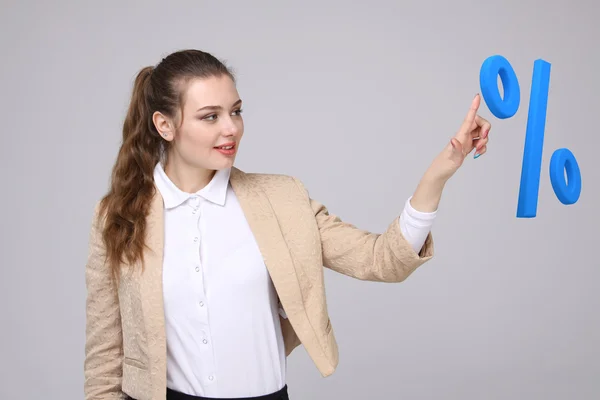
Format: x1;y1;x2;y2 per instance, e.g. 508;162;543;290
411;94;491;212
152;75;491;213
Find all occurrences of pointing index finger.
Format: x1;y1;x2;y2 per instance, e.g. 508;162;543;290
460;94;481;134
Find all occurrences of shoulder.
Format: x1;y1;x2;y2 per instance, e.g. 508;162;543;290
231;168;309;201
231;167;309;195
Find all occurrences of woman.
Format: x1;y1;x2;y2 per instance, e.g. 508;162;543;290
84;49;490;400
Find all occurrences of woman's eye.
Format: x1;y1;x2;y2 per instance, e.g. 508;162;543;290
202;109;242;121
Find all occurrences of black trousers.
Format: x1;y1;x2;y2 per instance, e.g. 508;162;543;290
126;384;289;400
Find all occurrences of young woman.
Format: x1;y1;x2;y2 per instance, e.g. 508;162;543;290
84;49;491;400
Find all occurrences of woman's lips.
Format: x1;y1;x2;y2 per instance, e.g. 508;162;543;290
214;142;236;156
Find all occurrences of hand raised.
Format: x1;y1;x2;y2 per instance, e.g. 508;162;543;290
426;94;492;183
450;93;492;163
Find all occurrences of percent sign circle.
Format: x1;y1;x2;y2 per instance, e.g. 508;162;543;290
550;148;582;205
479;55;520;118
479;55;582;218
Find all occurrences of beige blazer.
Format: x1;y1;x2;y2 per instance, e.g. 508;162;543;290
84;167;434;400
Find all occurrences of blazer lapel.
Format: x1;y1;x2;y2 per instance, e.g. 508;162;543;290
229;167;306;319
139;189;168;399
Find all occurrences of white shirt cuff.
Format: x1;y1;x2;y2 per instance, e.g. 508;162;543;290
398;196;436;254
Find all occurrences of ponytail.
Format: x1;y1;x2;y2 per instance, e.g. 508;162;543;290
99;66;163;281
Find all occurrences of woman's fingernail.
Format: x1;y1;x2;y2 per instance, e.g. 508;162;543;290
474;152;481;159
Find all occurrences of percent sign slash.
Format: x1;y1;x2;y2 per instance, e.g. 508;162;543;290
479;55;582;218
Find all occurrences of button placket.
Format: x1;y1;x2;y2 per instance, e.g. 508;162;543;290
188;195;207;317
190;195;201;215
191;198;201;251
188;195;216;385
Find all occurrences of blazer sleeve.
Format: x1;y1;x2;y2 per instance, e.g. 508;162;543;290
84;202;125;399
292;178;434;282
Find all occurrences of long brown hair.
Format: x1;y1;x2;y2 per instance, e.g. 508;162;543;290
98;49;235;280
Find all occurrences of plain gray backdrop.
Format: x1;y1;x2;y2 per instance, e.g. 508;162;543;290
1;0;598;399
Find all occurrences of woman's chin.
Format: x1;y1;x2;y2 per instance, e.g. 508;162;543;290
213;157;236;170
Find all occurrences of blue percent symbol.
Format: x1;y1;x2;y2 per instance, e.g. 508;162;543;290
479;55;582;218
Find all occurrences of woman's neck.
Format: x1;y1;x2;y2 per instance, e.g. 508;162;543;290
163;158;216;193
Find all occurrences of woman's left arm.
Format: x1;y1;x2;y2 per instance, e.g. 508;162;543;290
298;94;491;283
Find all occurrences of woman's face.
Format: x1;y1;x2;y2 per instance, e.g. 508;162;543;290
158;74;244;171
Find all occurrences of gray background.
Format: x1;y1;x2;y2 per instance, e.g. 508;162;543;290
1;0;598;399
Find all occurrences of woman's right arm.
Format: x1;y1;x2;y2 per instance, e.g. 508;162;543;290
84;202;125;400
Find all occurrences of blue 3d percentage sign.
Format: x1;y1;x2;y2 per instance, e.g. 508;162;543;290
479;55;582;218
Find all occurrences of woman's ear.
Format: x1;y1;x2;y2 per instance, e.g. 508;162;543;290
152;111;175;141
